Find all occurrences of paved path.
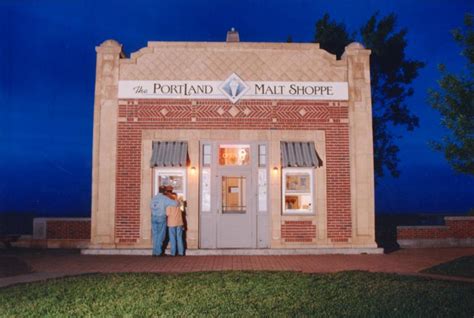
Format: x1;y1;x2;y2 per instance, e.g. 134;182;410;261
1;247;473;287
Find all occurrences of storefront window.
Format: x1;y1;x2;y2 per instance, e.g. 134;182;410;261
219;144;250;166
282;169;313;214
154;169;186;200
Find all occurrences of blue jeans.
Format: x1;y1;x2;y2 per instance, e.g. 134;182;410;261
168;226;184;256
151;216;167;256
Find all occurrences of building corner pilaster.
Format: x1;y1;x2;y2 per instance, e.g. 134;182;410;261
91;40;123;247
343;43;377;247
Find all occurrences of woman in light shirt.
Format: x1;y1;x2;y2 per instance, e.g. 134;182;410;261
165;190;185;256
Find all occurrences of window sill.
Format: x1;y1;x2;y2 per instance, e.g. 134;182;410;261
282;213;315;217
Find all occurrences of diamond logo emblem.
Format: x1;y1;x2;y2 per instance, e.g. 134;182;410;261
219;73;249;104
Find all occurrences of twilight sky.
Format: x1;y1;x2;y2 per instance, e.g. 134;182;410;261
1;0;473;216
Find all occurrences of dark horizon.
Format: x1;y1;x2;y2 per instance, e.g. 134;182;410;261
1;0;473;218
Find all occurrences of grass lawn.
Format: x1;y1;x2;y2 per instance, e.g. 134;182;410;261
422;255;474;278
0;271;473;317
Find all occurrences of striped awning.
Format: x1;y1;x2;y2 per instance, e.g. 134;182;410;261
150;141;188;167
281;142;323;168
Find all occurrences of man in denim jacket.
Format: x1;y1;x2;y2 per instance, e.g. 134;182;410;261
150;185;178;256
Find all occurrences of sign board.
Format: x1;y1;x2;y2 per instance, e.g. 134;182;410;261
118;73;348;103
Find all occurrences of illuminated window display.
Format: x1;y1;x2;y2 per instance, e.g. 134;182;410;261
283;169;313;214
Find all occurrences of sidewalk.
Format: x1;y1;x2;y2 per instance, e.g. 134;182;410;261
1;247;473;287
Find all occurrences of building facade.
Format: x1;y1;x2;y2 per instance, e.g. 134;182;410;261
90;31;378;252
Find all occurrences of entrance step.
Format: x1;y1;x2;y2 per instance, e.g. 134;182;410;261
82;247;383;256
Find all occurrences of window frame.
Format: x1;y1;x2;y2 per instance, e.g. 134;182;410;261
282;167;314;215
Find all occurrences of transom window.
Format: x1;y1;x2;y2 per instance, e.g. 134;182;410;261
219;144;250;166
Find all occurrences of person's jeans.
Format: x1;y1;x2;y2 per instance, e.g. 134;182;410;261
151;216;167;256
168;226;184;256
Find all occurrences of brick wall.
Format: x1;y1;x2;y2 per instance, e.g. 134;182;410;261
397;217;474;242
397;226;449;239
115;99;352;244
45;220;91;240
281;221;316;242
445;217;474;239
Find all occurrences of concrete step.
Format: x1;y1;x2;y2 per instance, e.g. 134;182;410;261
82;247;383;256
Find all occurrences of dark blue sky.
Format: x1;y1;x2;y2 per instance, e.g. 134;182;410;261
1;0;473;216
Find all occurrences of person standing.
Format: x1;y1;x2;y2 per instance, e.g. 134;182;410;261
150;185;178;256
166;191;185;256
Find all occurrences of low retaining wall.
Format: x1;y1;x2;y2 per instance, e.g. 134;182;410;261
397;216;474;248
13;218;92;248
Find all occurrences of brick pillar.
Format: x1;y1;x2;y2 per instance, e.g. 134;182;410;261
115;120;142;243
326;125;352;242
91;40;124;247
342;42;377;247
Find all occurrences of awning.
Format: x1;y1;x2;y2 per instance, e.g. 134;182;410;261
281;141;323;168
150;141;188;167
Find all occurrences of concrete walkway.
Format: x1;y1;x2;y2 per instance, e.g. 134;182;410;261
1;247;473;288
